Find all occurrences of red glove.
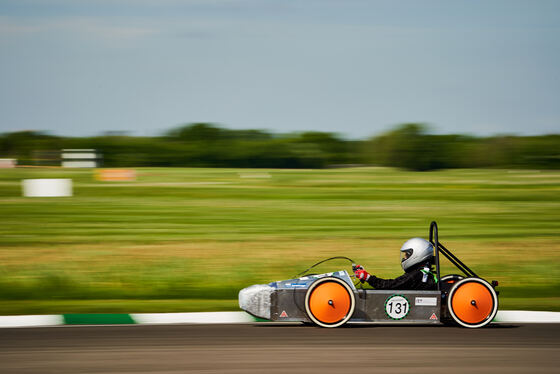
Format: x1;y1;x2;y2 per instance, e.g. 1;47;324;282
354;268;370;282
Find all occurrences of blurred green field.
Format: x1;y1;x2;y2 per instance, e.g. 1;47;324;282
0;167;559;314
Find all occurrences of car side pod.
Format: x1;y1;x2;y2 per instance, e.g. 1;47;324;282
304;277;356;328
447;277;498;328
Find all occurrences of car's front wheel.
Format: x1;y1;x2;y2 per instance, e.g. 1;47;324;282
304;277;355;328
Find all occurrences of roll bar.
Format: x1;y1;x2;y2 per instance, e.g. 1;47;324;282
429;221;478;291
430;221;441;291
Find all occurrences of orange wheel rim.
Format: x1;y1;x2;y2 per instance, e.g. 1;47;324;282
308;281;351;324
451;281;494;324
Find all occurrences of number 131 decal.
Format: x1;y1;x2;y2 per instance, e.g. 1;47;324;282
385;295;410;320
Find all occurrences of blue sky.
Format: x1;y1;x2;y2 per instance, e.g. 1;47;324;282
0;0;559;138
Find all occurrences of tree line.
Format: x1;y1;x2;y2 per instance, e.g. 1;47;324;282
1;123;558;170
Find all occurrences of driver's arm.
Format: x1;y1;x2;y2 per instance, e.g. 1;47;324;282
366;272;416;290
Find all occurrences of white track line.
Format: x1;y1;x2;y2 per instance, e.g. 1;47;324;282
1;310;560;328
131;311;256;325
0;315;64;328
494;310;560;323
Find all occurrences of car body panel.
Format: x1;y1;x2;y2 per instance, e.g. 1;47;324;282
240;270;442;325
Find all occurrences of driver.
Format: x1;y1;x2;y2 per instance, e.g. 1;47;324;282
353;238;437;290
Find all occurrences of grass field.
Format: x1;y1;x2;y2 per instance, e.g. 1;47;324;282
0;167;559;314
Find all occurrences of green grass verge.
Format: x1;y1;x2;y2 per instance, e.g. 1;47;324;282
0;167;558;314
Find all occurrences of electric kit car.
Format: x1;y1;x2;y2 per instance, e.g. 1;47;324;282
239;222;499;328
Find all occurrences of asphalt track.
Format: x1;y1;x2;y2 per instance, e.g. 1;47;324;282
1;323;559;374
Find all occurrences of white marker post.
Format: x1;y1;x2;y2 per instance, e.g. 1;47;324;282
22;179;73;197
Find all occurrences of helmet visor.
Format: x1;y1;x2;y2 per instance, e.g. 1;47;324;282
401;249;413;263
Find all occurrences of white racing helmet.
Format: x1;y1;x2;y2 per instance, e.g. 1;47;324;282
400;237;434;271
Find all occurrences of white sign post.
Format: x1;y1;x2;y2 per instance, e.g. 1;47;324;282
22;179;73;197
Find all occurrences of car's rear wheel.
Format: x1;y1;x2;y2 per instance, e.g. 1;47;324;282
447;278;498;328
304;277;355;328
